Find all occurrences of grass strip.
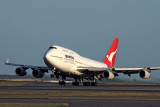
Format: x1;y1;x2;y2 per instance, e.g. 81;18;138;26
0;90;160;100
0;103;69;107
0;81;25;86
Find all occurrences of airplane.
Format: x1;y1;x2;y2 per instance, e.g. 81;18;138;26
5;38;160;86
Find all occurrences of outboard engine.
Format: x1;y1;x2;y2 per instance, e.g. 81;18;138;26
15;67;27;76
139;69;151;79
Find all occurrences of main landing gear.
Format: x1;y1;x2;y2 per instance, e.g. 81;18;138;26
72;82;79;86
52;74;97;86
83;82;97;86
59;76;66;85
59;81;66;85
72;78;79;86
71;82;97;86
59;81;97;86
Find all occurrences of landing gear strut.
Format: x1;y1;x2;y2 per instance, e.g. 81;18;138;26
72;78;79;86
50;74;54;78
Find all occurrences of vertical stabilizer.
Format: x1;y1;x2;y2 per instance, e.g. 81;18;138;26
103;38;119;67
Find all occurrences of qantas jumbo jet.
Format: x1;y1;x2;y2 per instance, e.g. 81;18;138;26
5;38;160;86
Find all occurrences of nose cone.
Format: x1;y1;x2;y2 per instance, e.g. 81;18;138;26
43;51;51;67
44;52;50;61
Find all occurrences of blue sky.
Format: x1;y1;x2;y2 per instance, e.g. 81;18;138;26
0;0;160;82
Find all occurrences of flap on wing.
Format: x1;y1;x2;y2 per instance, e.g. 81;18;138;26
114;68;143;71
77;66;109;72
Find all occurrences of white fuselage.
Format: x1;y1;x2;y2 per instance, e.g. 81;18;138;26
44;45;108;77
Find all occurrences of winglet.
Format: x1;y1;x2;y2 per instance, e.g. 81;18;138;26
5;59;9;64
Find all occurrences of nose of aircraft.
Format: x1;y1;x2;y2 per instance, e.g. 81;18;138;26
44;51;50;62
43;50;52;68
43;49;55;69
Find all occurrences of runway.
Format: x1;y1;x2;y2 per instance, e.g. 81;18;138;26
1;81;160;107
1;98;160;107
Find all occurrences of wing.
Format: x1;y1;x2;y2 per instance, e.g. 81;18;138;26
114;67;160;75
5;59;50;71
77;66;160;75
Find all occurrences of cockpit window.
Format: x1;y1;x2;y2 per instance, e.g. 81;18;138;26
49;47;57;49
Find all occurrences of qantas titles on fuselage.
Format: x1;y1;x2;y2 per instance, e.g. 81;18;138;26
5;38;160;86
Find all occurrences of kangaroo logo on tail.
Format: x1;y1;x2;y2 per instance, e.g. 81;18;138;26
106;49;117;66
103;38;119;67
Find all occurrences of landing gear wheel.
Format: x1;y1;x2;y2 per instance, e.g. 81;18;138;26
91;82;97;86
83;82;91;86
72;82;79;86
59;81;62;85
62;81;66;85
59;81;66;85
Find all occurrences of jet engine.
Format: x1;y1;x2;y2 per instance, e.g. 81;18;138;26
139;70;151;79
103;71;115;80
32;69;44;78
15;67;27;76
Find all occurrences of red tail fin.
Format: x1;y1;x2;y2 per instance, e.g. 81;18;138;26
103;38;119;67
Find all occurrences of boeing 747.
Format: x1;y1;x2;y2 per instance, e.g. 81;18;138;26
5;38;160;86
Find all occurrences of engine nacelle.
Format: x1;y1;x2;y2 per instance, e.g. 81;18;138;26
32;70;44;78
139;70;151;79
103;71;115;80
15;67;27;76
